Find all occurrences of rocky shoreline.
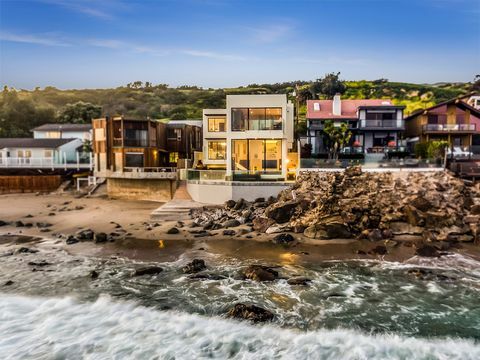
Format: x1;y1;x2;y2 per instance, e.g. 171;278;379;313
191;167;480;258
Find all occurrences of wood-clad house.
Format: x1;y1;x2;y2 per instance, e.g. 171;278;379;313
404;98;480;147
92;116;169;174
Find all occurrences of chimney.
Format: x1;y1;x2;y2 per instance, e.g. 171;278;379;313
332;94;341;116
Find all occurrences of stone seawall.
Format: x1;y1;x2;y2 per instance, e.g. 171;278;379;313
107;178;176;202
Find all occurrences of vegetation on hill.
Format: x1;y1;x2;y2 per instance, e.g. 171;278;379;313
0;75;476;138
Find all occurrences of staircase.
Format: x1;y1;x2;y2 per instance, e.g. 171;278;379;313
150;181;205;221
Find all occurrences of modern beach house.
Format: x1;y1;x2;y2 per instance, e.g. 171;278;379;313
306;95;405;155
404;96;480;148
202;94;296;181
32;123;92;141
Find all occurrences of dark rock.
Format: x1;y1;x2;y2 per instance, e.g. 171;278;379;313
233;198;246;211
226;303;274;323
24;214;34;218
24;223;33;228
194;232;211;238
14;221;24;227
415;244;440;257
368;245;388;255
76;229;94;241
75;205;84;210
28;260;51;267
242;265;278;282
223;229;236;236
367;229;383;242
40;228;51;233
36;222;52;228
287;277;311;286
0;220;7;226
4;280;14;286
182;259;206;274
223;219;241;228
133;266;163;276
254;197;265;203
470;204;480;215
265;200;298;224
411;196;432;212
167;227;180;234
304;217;352;239
272;233;295;245
17;247;38;254
252;217;275;233
188;273;226;281
382;229;393;239
225;200;236;209
66;236;79;245
90;270;99;279
356;250;367;255
94;232;108;243
48;213;56;216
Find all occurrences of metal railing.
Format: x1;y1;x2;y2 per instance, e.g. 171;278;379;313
123;167;177;173
359;120;404;128
422;124;476;132
187;169;227;181
300;157;443;169
0;156;93;169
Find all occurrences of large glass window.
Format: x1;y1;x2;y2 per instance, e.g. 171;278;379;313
45;131;61;138
167;128;182;139
208;117;226;132
123;121;148;147
231;108;282;131
125;153;144;167
208;140;226;160
231;139;282;173
232;109;248;131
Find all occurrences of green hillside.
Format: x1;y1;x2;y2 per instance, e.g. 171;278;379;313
0;79;474;138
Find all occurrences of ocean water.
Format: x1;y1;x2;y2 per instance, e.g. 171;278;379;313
1;239;479;359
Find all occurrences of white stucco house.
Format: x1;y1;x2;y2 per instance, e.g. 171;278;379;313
202;94;295;180
32;123;92;141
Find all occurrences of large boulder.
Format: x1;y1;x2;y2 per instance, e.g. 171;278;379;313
182;259;206;274
389;222;423;235
410;196;432;212
242;265;278;281
252;217;275;233
223;219;241;228
272;233;295;245
134;266;163;276
304;216;352;239
94;232;108;243
226;303;274;323
265;200;298;224
76;229;94;241
415;244;440;257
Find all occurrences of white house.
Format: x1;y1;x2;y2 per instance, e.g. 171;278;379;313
202;94;295;180
0;138;87;168
32;123;92;141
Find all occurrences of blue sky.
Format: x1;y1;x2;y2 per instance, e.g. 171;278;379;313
0;0;479;89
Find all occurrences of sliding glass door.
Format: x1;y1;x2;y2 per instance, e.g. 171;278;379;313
232;139;282;173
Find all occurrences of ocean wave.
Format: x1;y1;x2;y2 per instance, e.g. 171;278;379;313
0;294;478;360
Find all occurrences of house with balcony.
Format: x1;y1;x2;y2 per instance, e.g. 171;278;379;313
0;138;87;169
306;95;405;155
404;97;480;148
32;123;92;141
166;120;202;166
202;94;296;181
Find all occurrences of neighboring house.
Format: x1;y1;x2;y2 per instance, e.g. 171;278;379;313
92;116;169;174
404;97;480;147
0;138;84;168
32;123;92;141
202;94;295;180
306;95;405;154
166;120;203;166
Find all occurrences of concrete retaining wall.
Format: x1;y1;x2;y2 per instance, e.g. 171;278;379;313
107;178;176;202
187;181;289;204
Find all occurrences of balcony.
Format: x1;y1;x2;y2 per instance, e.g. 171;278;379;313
0;156;93;170
422;124;476;133
359;120;404;129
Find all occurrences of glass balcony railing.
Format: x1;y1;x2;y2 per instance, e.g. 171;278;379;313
422;124;476;132
187;169;226;181
359;120;404;129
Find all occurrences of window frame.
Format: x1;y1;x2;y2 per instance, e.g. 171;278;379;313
231;107;282;131
207;139;227;160
208;117;226;132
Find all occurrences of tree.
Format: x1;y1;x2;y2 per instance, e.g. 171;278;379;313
57;101;102;124
472;75;480;92
323;120;352;161
310;72;346;99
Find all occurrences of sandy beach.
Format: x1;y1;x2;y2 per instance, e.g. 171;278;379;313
1;191;480;264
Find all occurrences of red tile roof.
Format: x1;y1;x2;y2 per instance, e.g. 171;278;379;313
307;99;393;119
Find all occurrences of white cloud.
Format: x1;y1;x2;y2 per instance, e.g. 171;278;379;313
180;50;246;61
0;31;70;46
40;0;116;20
246;24;294;44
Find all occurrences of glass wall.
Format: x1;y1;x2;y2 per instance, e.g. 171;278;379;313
208;140;226;160
232;139;282;173
208;117;226;132
231;108;282;131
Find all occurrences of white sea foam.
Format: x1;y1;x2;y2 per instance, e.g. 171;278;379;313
0;294;478;360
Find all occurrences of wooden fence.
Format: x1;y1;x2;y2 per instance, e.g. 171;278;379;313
0;175;62;193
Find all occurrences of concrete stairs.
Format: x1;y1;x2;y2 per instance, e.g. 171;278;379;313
150;181;205;221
